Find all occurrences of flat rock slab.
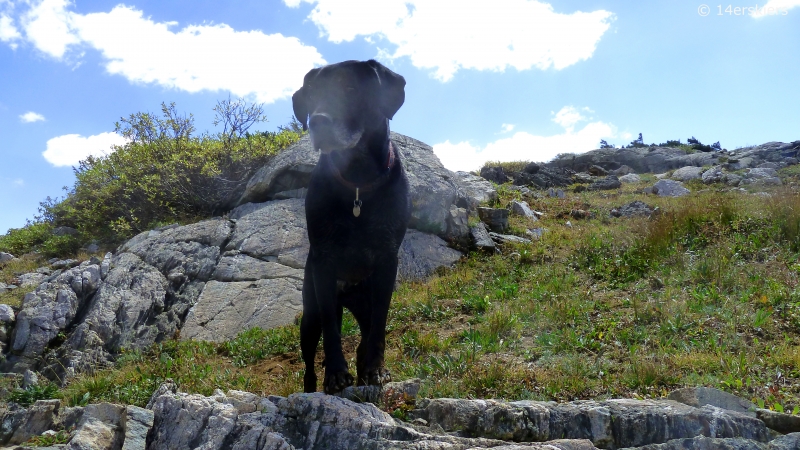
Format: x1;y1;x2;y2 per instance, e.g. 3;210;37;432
410;397;769;449
649;179;690;197
668;387;757;418
398;229;463;282
181;278;303;342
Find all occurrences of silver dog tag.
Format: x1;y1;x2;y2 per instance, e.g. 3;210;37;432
353;188;362;217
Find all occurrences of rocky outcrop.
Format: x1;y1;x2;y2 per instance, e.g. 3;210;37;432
3;385;798;450
544;141;800;175
234;132;496;241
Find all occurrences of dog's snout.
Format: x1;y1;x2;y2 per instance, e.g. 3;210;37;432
309;113;333;130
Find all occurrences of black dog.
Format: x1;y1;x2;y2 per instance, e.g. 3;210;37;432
292;60;410;394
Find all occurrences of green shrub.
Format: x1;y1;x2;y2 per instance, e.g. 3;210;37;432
8;383;60;406
0;223;81;257
38;100;303;246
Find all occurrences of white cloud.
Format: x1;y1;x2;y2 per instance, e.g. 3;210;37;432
14;1;325;103
0;13;22;49
501;123;515;133
551;106;592;131
287;0;614;81
42;132;128;167
19;111;45;122
752;0;800;17
433;108;614;172
21;0;80;58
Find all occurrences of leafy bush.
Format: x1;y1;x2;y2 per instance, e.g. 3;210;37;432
38;100;303;246
0;222;80;257
7;383;60;406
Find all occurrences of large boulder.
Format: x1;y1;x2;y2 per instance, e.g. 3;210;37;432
671;166;705;182
233;132;495;241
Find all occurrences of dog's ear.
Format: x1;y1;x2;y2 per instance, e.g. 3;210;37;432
292;68;321;131
367;60;406;120
292;88;309;131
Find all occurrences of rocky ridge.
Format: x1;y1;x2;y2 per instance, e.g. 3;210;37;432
2;384;800;449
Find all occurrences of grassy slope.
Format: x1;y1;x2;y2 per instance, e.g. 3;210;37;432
4;168;800;415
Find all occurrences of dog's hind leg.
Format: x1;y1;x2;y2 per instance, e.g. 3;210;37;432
310;263;355;394
301;270;323;393
362;257;400;386
342;285;372;385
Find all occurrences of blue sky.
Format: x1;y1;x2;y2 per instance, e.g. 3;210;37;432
1;0;799;234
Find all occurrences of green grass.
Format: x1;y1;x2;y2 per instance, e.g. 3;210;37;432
5;181;800;415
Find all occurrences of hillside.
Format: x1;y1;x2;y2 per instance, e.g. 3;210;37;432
2;132;800;448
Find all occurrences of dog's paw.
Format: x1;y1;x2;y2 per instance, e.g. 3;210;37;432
303;371;318;393
364;367;392;386
323;370;354;394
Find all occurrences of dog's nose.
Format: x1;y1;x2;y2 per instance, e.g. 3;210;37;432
309;113;333;129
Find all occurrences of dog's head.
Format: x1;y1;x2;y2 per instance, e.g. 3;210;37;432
292;60;405;154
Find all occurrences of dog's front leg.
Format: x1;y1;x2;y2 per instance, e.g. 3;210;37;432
363;256;399;386
311;263;354;394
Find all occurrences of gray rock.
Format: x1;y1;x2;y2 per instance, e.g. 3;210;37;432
51;259;79;269
395;133;475;237
668;387;757;418
411;397;769;449
478;207;509;233
618;173;641;183
527;228;545;239
548;188;566;198
588;176;622;191
337;378;422;405
0;304;14;323
35;266;52;275
471;223;496;252
756;408;800;434
180;278;303;343
589;165;609;176
480;166;511;184
510;201;538;220
454;171;498;207
702;166;727;184
620;435;766;450
224;199;308;270
397;229;463;282
212;253;304;282
726;173;743;186
611;201;656;218
0;399;60;445
236;134;319;206
489;233;532;245
67;403;125;450
650;179;691;197
147;389;523;449
446;205;470;242
122;405;153;450
22;369;38;388
743;168;782;186
769;433;800;450
0;252;14;263
671;166;705;181
757;162;779;169
524;162;540;174
612;165;636;176
573;173;595;184
84;242;100;253
17;272;46;287
9;263;100;363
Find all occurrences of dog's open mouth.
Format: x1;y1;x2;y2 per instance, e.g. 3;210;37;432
310;124;363;154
